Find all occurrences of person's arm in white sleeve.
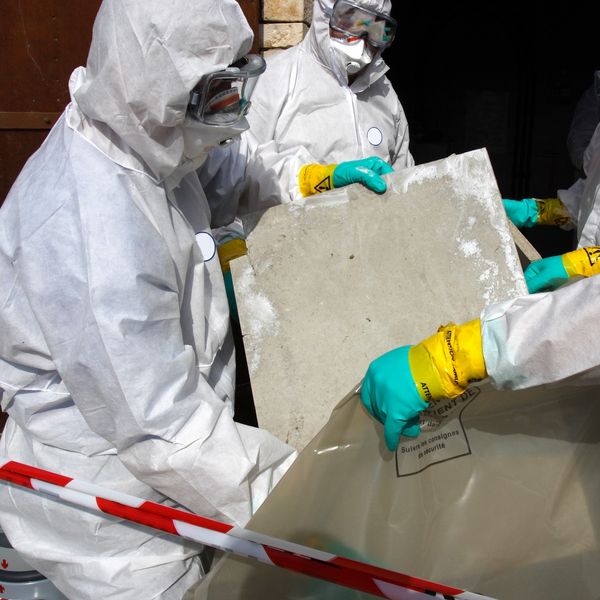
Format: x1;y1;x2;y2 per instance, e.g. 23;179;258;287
391;98;414;169
481;276;600;389
567;83;600;172
198;138;247;228
240;128;314;209
197;132;312;217
22;197;296;527
199;128;385;217
239;129;396;211
358;277;600;451
560;121;600;224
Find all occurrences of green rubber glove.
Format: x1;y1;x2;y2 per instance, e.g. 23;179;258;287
298;157;393;197
502;198;539;228
524;255;569;293
361;320;487;452
333;157;394;194
361;345;428;451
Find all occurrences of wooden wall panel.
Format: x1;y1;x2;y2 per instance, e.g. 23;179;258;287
0;1;102;203
0;0;261;204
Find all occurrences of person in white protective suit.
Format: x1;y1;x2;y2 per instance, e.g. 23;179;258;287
0;1;299;598
199;0;412;228
502;120;600;294
200;0;413;322
567;70;600;175
360;121;600;452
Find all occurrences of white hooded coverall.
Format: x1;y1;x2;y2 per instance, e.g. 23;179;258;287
200;0;414;226
566;72;600;173
0;1;296;598
482;122;600;388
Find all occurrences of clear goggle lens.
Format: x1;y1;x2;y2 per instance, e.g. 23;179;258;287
188;54;266;126
329;0;397;49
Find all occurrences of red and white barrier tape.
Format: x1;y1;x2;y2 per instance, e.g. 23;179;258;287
0;456;495;599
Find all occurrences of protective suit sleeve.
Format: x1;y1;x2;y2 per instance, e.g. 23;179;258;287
200;127;316;215
481;276;600;390
21;182;296;527
567;83;599;172
232;51;316;209
240;128;315;209
198;139;247;228
391;102;414;169
558;121;600;230
198;129;312;216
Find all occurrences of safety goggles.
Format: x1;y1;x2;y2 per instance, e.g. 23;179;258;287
328;0;397;49
187;54;266;126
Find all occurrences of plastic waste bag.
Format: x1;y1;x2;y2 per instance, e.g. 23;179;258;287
191;380;600;600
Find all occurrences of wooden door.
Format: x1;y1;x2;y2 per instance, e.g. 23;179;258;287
0;1;102;204
0;0;261;205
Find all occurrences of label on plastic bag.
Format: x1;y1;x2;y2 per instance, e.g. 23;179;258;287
396;386;480;477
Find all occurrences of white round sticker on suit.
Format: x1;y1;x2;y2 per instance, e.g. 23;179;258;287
195;232;217;262
367;127;383;146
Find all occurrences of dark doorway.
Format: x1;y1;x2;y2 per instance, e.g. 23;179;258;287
385;3;595;257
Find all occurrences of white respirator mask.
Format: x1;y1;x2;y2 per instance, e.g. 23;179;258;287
182;115;248;166
330;36;375;75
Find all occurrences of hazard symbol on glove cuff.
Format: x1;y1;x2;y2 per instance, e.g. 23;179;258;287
585;246;600;266
395;386;480;477
315;175;332;193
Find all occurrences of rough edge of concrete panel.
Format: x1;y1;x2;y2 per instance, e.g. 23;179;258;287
509;221;542;268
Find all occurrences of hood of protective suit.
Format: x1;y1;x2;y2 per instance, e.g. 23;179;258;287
306;0;392;87
68;0;253;182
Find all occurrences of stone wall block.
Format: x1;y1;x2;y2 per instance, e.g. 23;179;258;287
263;0;313;23
260;22;308;49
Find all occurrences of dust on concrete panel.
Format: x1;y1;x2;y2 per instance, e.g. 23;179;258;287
231;149;527;451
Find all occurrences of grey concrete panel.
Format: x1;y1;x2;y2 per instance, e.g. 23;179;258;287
231;149;528;450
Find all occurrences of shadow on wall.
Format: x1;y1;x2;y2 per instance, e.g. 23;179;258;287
386;2;595;257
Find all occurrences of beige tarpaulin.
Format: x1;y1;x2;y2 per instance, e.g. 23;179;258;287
193;380;600;599
189;149;597;599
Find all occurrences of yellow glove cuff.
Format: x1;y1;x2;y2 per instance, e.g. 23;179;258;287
298;164;337;197
217;238;247;273
535;197;572;227
409;319;487;402
562;246;600;278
